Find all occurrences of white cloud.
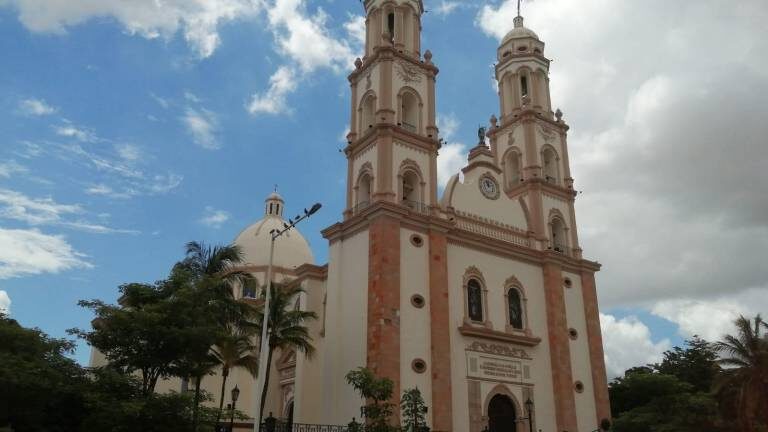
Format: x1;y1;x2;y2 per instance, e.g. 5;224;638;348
437;113;460;140
18;98;57;116
436;113;467;188
0;228;92;279
149;173;184;194
182;107;220;149
0;188;137;234
1;0;264;58
0;161;27;178
199;206;230;228
0;290;9;314
600;313;671;379
55;123;96;142
651;289;768;342
115;143;142;162
437;142;467;188
432;1;461;17
248;2;364;116
0;188;82;225
247;66;297;115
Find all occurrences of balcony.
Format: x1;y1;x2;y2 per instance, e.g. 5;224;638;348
400;121;417;133
351;201;370;215
402;199;430;215
548;242;574;257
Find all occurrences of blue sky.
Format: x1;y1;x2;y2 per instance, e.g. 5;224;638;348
1;0;766;376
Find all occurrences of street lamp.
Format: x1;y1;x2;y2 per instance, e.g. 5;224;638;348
253;202;322;431
520;398;534;432
230;385;240;432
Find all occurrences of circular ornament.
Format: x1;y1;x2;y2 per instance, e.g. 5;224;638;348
479;174;500;200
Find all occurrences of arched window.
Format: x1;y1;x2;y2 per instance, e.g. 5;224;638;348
550;217;567;253
503;149;522;187
542;147;559;184
358;173;372;206
402;170;420;203
467;279;484;322
508;288;523;330
401;91;418;133
360;95;376;132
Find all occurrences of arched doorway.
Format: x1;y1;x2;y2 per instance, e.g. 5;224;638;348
488;394;517;432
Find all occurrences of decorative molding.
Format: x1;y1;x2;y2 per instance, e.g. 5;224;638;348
396;59;423;83
538;124;557;144
459;325;542;346
466;341;532;360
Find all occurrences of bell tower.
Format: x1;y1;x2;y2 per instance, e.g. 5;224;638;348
344;0;440;217
488;12;581;258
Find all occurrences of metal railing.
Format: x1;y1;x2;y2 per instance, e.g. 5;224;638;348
400;121;417;133
259;422;350;432
549;242;573;256
453;211;531;247
352;201;370;215
402;199;430;215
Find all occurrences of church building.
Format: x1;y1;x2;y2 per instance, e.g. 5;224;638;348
94;1;611;430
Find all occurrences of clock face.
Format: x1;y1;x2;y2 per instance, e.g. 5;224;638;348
479;175;500;199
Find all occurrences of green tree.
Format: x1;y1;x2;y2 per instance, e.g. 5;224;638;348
713;315;768;430
255;283;317;424
400;388;429;432
345;367;397;432
0;313;87;431
609;369;722;432
173;241;255;431
72;281;188;396
210;328;258;427
655;336;720;392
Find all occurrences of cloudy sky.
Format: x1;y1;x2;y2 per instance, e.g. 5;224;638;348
0;0;766;377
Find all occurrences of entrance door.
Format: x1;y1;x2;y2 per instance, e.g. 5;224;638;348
488;394;517;432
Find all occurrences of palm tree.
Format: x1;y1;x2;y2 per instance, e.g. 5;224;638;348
713;314;768;430
176;241;256;432
254;283;318;423
211;328;259;428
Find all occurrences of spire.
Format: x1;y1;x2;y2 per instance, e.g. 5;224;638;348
515;0;525;28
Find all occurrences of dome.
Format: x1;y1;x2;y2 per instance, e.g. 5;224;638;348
501;16;539;43
233;193;314;269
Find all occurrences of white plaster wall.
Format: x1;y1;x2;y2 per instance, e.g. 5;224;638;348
495;123;525;168
563;271;598;432
448;167;528;230
295;278;328;424
399;228;433;424
321;230;369;425
446;244;556;432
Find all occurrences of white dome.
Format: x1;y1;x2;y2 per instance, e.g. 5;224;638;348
501;16;539;43
233;193;314;269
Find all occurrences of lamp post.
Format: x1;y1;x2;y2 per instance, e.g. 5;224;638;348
253;202;322;431
230;385;240;432
521;398;534;432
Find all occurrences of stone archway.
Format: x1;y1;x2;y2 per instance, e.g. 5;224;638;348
488;394;517;432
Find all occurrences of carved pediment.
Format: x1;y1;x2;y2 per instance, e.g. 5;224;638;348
466;341;532;360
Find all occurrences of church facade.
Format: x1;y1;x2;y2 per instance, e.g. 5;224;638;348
94;1;611;430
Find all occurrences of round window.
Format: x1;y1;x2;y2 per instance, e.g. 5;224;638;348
412;359;427;374
574;381;585;393
410;234;424;247
569;328;579;340
564;277;573;288
411;294;425;309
